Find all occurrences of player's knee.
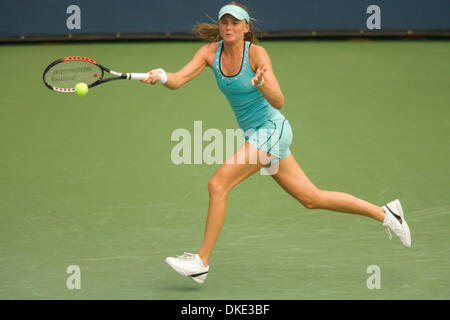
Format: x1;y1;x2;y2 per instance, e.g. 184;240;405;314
301;199;319;209
208;178;227;197
299;191;323;210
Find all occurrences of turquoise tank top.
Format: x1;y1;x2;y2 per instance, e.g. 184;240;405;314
212;40;284;131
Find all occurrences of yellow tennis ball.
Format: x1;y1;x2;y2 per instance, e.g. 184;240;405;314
75;82;88;96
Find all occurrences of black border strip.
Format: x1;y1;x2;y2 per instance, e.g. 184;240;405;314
1;30;450;43
0;300;444;319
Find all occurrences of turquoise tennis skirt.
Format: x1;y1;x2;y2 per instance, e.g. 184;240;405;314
244;117;293;164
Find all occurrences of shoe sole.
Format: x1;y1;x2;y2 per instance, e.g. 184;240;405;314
165;258;208;284
190;275;206;284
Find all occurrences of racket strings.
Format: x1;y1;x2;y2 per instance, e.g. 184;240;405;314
45;60;102;89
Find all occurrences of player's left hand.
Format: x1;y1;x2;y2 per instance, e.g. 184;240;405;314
251;63;267;87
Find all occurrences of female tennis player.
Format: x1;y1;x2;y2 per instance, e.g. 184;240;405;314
142;2;411;284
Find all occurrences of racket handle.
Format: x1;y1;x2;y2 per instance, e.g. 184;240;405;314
128;73;150;80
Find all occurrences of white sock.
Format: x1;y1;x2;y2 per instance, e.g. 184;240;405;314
195;254;207;268
382;206;389;225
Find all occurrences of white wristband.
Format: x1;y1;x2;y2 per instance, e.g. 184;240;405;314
255;77;264;88
157;68;167;84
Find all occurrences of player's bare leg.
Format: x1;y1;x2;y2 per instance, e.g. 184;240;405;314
166;142;274;284
271;154;385;221
271;154;411;247
197;142;275;267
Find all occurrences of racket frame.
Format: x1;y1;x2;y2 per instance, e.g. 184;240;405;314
42;56;148;93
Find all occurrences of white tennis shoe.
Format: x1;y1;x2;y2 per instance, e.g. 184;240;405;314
165;252;209;284
382;199;411;248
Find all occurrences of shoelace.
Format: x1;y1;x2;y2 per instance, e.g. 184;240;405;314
176;252;195;260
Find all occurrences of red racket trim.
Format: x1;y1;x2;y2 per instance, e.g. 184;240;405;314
63;56;97;64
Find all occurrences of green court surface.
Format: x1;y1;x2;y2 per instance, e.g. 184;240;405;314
0;40;449;300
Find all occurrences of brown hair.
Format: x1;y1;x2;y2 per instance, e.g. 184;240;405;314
193;2;259;43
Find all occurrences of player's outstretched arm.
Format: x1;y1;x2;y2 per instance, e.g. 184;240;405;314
141;44;211;90
250;45;284;109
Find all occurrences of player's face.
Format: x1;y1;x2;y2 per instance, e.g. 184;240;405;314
219;14;249;43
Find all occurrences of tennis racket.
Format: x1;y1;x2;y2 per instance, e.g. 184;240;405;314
43;56;150;93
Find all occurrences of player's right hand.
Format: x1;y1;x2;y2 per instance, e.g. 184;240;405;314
140;69;163;85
